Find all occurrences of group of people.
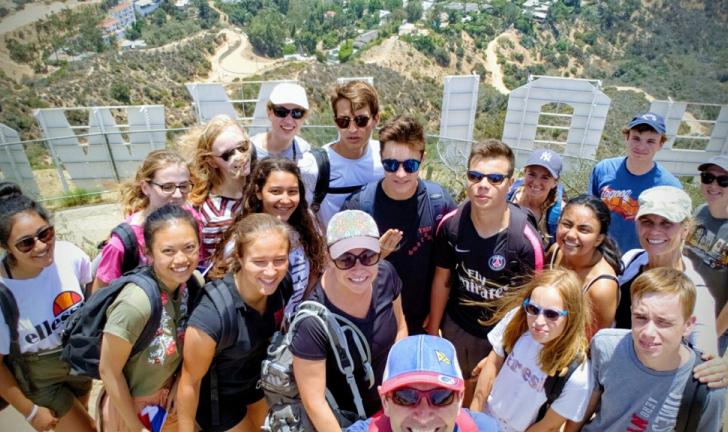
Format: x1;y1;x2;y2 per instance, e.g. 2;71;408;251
0;78;726;432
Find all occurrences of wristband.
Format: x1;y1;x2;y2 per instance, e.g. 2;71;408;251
25;404;38;423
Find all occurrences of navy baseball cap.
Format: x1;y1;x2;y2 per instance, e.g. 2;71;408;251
627;112;666;134
525;148;563;179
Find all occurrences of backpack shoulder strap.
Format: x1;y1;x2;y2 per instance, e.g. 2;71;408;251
311;148;330;213
0;282;20;355
537;357;582;421
506;203;544;272
675;351;710;432
112;223;139;274
126;271;163;356
357;181;380;215
455;409;479;432
421;180;448;231
204;278;240;353
545;184;564;237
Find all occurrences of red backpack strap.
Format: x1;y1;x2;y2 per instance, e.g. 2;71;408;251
368;410;391;432
455;409;478;432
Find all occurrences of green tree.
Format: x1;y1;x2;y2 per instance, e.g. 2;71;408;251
338;39;353;62
296;30;317;54
110;82;131;103
247;8;287;57
126;20;143;40
350;0;366;18
405;0;422;22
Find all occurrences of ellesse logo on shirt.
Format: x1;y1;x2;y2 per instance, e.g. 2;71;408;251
24;291;83;345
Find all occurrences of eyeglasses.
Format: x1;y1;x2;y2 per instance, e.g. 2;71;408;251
466;170;509;185
215;143;250;162
522;298;567;321
382;159;422;174
334;115;371;129
332;249;380;270
14;225;55;253
390;388;457;408
272;105;307;120
700;171;728;188
149;181;192;195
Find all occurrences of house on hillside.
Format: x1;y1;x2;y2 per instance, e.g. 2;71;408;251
174;0;189;7
354;30;378;49
110;1;136;27
135;0;162;17
379;9;391;24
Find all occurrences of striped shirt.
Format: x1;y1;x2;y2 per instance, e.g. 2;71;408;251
198;194;243;267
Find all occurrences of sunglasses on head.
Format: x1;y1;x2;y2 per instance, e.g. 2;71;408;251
466;170;509;185
14;225;55;254
149;181;192;195
390;388;457;408
216;142;250;162
522;298;568;321
334;115;371;129
272;105;307;120
700;171;728;188
382;159;422;174
332;249;380;270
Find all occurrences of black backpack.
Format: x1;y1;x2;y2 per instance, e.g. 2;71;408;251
0;281;31;411
675;350;711;431
61;266;200;379
310;148;367;213
96;223;140;275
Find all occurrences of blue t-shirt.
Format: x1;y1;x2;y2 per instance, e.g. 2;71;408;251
345;408;499;431
588;156;681;253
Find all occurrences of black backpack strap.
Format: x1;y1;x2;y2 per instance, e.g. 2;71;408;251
126;271;163;357
675;352;709;432
355;181;380;215
537;357;582;421
0;281;35;395
311;148;330;213
112;223;139;275
421;180;448;231
204;278;240;353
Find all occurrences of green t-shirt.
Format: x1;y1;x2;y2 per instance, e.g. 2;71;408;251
103;278;190;397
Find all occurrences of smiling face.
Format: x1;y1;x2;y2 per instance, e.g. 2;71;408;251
381;141;422;200
631;292;695;367
256;170;300;222
237;231;289;300
526;285;568;344
211;125;252;181
700;165;728;210
267;103;306;143
5;211;55;273
329;247;380;296
147;220;199;290
466;157;513;212
334;99;379;156
626;129;663;164
556;204;605;261
382;383;463;432
636;214;687;259
140;163;191;211
522;165;557;204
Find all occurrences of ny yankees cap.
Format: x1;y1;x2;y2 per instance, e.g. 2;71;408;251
525;148;563;179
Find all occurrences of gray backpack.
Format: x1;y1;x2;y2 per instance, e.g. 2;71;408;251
259;300;374;431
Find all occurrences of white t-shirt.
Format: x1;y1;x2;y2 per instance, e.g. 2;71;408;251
0;241;91;354
484;310;593;431
298;140;384;226
251;133;311;162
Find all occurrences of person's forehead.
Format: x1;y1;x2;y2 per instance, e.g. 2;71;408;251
704;165;728;176
632;292;683;314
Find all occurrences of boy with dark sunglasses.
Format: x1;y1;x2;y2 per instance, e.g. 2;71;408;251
346;335;498;431
342;116;456;335
686;154;728;355
588;112;682;253
427;139;544;405
298;80;384;225
251;82;312;162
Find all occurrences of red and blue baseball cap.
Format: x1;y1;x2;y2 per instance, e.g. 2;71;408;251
627;112;666;134
379;335;464;395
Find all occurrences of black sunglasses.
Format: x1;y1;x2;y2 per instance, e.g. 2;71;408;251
334;115;371;129
216;142;250;162
14;225;55;254
466;170;509;185
391;388;457;408
382;159;421;174
522;298;568;321
333;249;380;270
272;105;307;120
700;171;728;188
149;181;192;194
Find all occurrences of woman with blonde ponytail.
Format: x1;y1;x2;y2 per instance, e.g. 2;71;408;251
470;268;593;431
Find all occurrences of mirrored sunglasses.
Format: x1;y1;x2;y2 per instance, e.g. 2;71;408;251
382;159;422;174
272;105;307;120
334;115;370;129
466;170;508;185
391;388;457;408
332;249;380;270
14;225;55;254
522;298;568;321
